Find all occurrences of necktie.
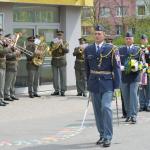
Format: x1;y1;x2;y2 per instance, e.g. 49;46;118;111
127;46;130;54
97;45;101;54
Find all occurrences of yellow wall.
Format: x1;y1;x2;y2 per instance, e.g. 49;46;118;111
0;0;93;6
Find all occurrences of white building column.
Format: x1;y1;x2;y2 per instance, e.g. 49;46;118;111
60;6;82;86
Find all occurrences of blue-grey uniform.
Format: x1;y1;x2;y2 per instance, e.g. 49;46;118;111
139;34;150;111
119;36;142;122
84;41;121;141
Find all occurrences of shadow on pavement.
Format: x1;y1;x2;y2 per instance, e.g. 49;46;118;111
19;142;100;150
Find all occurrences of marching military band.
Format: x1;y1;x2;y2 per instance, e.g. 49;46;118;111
0;25;150;147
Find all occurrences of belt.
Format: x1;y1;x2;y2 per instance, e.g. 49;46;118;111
90;70;112;75
6;61;17;64
76;59;84;62
0;58;6;61
52;56;65;59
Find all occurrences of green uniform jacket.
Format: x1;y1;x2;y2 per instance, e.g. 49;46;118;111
73;47;85;71
6;48;19;72
26;42;39;70
51;41;69;67
0;44;12;69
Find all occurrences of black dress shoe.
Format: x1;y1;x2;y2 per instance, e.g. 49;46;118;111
77;93;82;96
34;94;41;97
0;101;6;106
139;108;145;112
125;117;131;122
1;100;9;105
121;115;127;118
11;96;19;100
82;93;87;97
96;137;104;145
51;91;59;96
4;97;14;101
103;139;111;147
146;107;150;112
29;94;34;98
61;92;65;96
131;117;136;124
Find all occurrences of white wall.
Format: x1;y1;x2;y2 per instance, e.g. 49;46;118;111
0;3;13;35
60;6;82;86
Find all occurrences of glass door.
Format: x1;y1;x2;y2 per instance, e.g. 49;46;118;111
13;27;35;87
37;28;57;85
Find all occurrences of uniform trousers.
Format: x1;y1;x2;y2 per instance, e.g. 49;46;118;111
139;76;150;109
75;69;86;94
91;90;113;140
4;71;17;98
52;65;67;92
27;68;39;95
121;82;139;118
0;68;5;99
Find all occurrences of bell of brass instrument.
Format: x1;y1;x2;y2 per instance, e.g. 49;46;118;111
78;43;88;59
48;38;69;56
32;42;49;66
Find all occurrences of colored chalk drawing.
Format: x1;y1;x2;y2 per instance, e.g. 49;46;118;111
0;125;91;147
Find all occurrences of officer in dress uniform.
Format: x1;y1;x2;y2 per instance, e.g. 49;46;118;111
84;25;121;147
0;32;12;106
119;32;142;123
4;34;20;101
139;34;150;112
50;30;69;96
106;35;127;118
26;36;41;98
73;37;88;97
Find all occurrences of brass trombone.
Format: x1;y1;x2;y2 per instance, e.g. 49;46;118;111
15;45;33;56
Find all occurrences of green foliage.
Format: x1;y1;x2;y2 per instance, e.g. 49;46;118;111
113;36;125;46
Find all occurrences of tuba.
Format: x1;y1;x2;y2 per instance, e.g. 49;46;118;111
32;42;49;66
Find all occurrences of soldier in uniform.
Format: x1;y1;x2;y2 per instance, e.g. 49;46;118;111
84;25;121;147
4;34;20;101
73;38;88;97
119;32;142;123
26;36;41;98
139;34;150;112
50;30;69;96
0;32;12;105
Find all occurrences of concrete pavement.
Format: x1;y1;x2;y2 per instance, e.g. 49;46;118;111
0;90;150;150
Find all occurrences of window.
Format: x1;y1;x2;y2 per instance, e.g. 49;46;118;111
82;26;92;36
137;5;146;15
0;13;4;30
13;6;59;23
116;6;127;17
128;27;135;34
100;7;110;17
116;25;123;35
82;7;91;19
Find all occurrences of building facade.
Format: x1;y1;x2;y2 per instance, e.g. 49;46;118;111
81;0;136;36
0;0;93;93
136;0;150;17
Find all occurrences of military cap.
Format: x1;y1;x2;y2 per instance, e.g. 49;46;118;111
57;30;64;36
141;34;148;40
78;37;86;42
27;36;35;41
95;25;105;31
126;32;133;37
